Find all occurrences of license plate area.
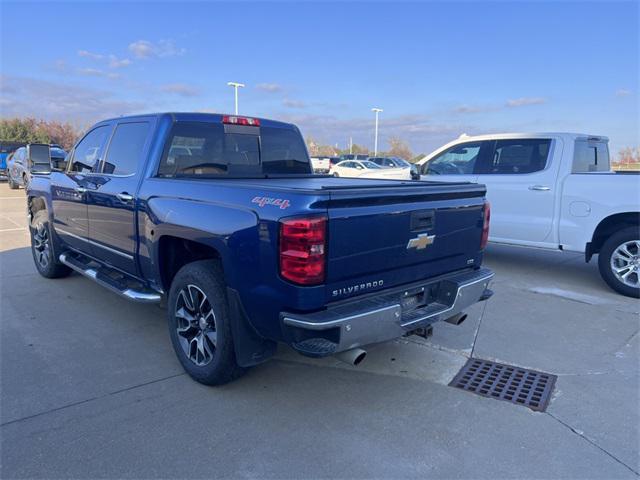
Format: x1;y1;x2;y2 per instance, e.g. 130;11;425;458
399;280;458;324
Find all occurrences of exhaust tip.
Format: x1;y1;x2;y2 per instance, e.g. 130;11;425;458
353;350;367;366
445;313;468;326
335;348;367;366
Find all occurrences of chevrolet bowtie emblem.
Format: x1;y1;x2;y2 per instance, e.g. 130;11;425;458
407;233;435;250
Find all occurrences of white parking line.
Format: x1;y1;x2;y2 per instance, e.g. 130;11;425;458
0;227;26;232
0;197;26;200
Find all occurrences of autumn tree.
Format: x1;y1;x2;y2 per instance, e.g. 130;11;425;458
0;118;80;150
384;137;413;160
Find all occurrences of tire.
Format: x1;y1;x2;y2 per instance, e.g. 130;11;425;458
598;226;640;298
29;209;72;279
167;260;245;385
8;176;18;189
333;172;339;177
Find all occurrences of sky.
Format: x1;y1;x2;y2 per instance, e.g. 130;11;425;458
1;0;638;156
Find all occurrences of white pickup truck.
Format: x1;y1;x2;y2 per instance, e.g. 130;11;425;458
418;133;640;297
310;156;332;174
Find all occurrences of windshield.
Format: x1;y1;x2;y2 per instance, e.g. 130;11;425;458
158;122;311;177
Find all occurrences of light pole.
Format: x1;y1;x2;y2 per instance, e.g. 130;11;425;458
227;82;245;115
371;107;383;155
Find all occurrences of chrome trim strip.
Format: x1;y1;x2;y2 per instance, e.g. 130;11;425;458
55;228;134;260
283;305;399;330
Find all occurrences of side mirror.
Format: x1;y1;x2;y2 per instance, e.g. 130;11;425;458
28;144;52;174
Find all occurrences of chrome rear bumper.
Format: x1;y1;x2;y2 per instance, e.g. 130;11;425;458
282;268;494;356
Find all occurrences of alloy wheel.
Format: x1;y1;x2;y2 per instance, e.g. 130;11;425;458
175;284;218;366
610;240;640;288
32;223;51;270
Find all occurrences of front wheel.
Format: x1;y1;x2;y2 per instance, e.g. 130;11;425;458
598;227;640;298
167;260;245;385
30;210;72;278
8;176;18;189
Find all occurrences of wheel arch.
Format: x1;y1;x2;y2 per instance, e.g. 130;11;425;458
156;235;224;293
586;212;640;261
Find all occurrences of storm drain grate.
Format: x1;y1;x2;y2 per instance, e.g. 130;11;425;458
449;358;557;412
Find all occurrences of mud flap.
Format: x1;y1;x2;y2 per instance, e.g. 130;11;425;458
226;288;277;367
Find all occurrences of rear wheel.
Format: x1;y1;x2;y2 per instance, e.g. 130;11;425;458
598;227;640;298
167;260;245;385
30;210;72;278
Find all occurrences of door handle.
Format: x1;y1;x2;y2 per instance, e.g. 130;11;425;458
529;185;551;191
116;193;134;203
75;187;87;194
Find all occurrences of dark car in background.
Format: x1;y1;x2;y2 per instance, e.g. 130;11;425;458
7;145;67;189
0;141;26;177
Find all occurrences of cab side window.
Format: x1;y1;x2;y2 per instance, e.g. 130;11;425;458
486;139;551;174
102;122;150;175
68;126;110;173
426;142;482;175
573;140;610;173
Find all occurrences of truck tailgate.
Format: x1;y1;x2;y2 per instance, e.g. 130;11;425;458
324;182;486;300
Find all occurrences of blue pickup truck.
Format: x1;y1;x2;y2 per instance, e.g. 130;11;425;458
27;112;494;385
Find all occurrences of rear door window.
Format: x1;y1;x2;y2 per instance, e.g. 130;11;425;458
484;139;551;174
102;122;151;175
158;122;310;177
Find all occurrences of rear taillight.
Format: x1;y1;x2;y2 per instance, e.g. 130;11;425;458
222;115;260;126
279;216;326;285
481;201;491;250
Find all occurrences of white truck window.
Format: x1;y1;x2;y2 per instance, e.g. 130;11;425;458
488;139;551;174
573;140;610;173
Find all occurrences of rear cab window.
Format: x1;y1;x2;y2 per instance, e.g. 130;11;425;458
573;138;610;173
157;121;311;177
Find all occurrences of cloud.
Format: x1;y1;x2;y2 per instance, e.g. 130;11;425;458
278;112;470;153
506;97;547;107
616;88;631;97
256;83;283;93
283;98;306;108
108;55;132;68
77;68;120;79
78;50;104;60
0;75;145;123
160;83;201;97
453;104;500;114
128;39;185;59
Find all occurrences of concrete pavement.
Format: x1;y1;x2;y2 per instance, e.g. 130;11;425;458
1;183;638;478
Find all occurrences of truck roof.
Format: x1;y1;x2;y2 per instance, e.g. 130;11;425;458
453;132;609;142
96;112;298;130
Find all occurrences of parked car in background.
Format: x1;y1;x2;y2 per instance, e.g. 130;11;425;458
369;156;420;180
330;159;412;180
418;132;640;297
7;145;67;189
310;156;331;174
0;141;26;177
340;154;370;161
26;112;493;385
